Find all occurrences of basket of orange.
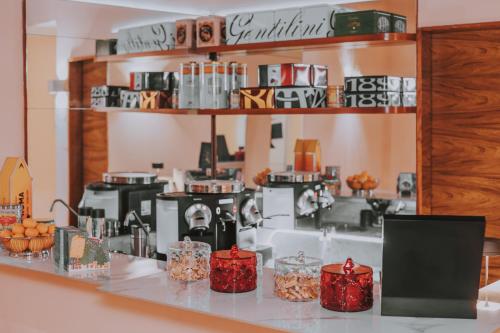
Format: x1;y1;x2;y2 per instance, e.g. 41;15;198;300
346;171;379;196
0;218;56;257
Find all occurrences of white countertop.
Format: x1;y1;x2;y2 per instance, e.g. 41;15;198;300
0;251;499;333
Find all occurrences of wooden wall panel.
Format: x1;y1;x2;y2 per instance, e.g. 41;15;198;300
68;60;107;226
419;23;500;285
82;111;108;185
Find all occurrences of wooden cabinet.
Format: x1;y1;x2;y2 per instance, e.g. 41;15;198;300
418;22;500;284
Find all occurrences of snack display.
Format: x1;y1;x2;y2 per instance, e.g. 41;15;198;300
0;218;55;257
167;236;211;282
210;245;257;293
274;251;322;302
320;258;373;312
346;171;379;194
0;204;23;230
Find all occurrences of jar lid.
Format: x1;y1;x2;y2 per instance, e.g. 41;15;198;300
168;236;211;252
212;244;256;260
321;258;372;276
275;251;322;267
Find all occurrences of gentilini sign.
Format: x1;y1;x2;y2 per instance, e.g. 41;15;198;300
117;23;175;54
226;5;351;45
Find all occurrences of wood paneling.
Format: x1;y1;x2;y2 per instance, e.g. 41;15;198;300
419;23;500;284
68;60;107;226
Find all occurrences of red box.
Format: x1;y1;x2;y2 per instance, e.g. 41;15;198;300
258;64;311;87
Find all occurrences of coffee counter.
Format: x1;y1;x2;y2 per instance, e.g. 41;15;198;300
0;252;499;333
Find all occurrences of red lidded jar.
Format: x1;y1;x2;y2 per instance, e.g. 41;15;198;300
320;258;373;312
210;245;257;293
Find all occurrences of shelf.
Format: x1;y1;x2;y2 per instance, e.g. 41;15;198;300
94;48;195;63
93;106;416;116
91;33;416;63
195;33;416;55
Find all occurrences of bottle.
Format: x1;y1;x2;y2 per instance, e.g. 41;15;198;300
171;88;179;109
91;209;106;240
230;89;240;109
78;207;93;235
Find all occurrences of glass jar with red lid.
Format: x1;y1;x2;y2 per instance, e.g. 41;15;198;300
320;258;373;312
210;245;257;293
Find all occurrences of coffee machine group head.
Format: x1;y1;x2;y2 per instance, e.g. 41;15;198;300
263;171;334;230
156;180;261;260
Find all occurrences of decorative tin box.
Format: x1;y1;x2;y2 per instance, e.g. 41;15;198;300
200;62;229;109
259;64;311;87
344;76;402;92
345;92;402;107
301;5;352;39
54;226;110;272
402;77;416;92
311;65;328;87
229;62;248;90
91;85;125;98
117;22;175;54
274;8;302;41
120;90;140;108
392;14;407;33
334;10;392;36
226;11;275;45
196;16;226;47
130;72;166;91
91;85;125;108
179;62;200;109
402;92;416;107
95;39;117;56
275;87;327;108
140;91;168;109
240;88;275;109
175;19;196;49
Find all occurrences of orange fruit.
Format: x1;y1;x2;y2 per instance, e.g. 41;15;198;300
22;218;37;229
25;228;40;237
12;234;25;239
10;238;29;253
48;225;56;235
0;229;12;238
36;223;49;234
11;224;25;235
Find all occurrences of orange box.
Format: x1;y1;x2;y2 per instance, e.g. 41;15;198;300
294;139;321;172
0;157;33;219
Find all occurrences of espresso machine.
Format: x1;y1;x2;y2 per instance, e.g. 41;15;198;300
155;180;261;260
262;172;334;230
79;172;169;234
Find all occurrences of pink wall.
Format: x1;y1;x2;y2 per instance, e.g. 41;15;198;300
0;0;24;163
419;0;500;27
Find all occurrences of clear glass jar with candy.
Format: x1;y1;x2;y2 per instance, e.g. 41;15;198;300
320;258;373;312
274;251;322;302
210;245;257;293
166;236;211;282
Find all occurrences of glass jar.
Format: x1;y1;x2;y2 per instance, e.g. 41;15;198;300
320;258;373;312
327;85;345;108
274;251;322;302
210;245;257;293
167;236;211;282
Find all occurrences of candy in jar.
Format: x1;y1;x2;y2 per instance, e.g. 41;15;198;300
274;251;322;302
210;245;257;293
320;258;373;312
166;236;211;282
